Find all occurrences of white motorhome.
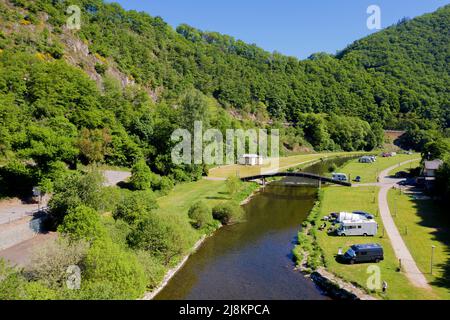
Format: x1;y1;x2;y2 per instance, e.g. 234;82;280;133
332;173;348;182
337;220;378;237
337;212;366;223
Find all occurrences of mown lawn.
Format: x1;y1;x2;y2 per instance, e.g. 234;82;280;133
315;186;437;300
208;151;367;179
338;154;420;183
388;189;450;299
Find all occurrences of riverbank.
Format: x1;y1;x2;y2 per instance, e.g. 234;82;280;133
142;180;260;300
293;154;441;300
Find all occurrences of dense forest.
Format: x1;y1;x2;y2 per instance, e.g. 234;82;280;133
0;1;448;180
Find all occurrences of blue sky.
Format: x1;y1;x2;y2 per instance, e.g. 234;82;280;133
110;0;449;59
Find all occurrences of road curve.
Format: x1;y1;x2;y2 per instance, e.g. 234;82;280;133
378;159;431;289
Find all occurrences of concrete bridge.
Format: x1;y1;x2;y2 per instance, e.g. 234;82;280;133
240;172;352;187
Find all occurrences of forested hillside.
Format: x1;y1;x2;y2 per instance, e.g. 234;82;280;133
0;0;449;186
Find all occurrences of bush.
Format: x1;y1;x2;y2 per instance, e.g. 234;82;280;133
112;190;158;226
130;160;152;190
130;159;155;190
58;206;106;242
212;202;244;225
188;201;212;229
127;214;193;266
226;176;242;196
26;238;89;290
82;239;147;299
48;170;105;226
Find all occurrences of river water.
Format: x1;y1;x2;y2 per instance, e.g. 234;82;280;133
155;157;353;300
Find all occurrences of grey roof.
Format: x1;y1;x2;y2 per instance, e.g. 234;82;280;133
424;160;443;170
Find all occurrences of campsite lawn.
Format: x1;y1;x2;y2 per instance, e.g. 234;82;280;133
337;154;420;183
388;189;450;299
315;186;438;300
208;151;366;179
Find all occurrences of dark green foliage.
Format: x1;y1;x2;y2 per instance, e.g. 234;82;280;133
81;239;147;300
112;190;158;226
188;201;213;229
127;214;194;266
48;170;105;226
212;202;244;225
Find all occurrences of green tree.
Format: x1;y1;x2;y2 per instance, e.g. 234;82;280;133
58;206;106;242
188;201;213;229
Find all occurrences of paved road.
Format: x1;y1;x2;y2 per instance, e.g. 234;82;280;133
0;198;48;225
377;159;431;289
0;232;57;267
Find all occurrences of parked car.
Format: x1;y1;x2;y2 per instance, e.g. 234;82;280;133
340;244;384;264
352;211;375;220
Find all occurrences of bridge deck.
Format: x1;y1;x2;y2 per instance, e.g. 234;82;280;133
241;172;352;187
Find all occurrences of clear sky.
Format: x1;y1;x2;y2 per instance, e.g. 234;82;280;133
110;0;449;59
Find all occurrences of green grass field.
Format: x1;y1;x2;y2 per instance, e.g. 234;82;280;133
388;189;450;299
315;186;437;300
208;151;367;179
338;154;420;183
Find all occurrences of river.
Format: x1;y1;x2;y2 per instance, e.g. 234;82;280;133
155;157;354;300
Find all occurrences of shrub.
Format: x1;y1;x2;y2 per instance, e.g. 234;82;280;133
130;159;153;190
212;202;244;225
94;63;107;75
112;190;158;226
82;239;147;299
127;214;193;265
226;176;242;196
26;238;89;290
58;205;106;242
188;201;212;229
48;170;105;226
130;160;152;190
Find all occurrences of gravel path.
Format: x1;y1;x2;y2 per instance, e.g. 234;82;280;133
377;159;431;289
0;232;57;267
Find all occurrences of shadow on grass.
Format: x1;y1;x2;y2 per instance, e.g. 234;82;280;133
411;196;450;290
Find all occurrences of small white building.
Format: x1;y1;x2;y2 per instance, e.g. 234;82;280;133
423;160;443;177
239;154;264;166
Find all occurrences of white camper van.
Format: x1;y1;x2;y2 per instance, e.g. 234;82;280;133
337;220;378;237
337;212;365;223
332;173;348;182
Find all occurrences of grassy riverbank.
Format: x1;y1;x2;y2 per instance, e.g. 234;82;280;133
337;154;419;183
293;153;445;300
388;189;450;299
146;179;260;298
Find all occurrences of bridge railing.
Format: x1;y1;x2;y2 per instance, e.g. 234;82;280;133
241;172;352;187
